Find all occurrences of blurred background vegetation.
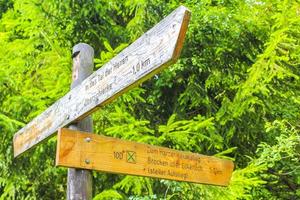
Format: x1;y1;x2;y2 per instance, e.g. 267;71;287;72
0;0;299;199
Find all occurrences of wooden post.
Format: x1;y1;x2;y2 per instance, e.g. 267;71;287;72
67;43;94;200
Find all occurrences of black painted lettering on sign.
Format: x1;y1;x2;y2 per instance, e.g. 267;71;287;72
133;58;151;74
113;56;128;70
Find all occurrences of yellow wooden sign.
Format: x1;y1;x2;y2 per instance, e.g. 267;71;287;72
56;128;234;186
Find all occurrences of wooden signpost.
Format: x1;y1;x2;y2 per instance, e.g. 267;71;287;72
13;5;191;158
13;5;234;199
67;43;94;200
57;128;234;186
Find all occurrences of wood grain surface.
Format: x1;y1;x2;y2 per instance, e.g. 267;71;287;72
13;6;191;157
56;128;234;186
67;43;94;200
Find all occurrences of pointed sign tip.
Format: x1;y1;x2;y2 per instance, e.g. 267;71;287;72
178;5;191;12
171;7;191;61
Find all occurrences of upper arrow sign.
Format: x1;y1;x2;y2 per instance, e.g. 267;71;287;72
13;6;191;157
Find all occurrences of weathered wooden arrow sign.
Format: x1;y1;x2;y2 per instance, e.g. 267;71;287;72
13;6;191;157
56;128;234;186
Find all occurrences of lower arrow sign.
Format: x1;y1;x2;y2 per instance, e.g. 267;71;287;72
56;128;234;186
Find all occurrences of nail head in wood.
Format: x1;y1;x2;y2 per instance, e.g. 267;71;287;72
85;137;91;143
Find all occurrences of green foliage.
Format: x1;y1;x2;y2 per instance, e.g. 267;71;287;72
94;41;128;68
0;0;299;199
114;176;153;196
93;189;123;200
